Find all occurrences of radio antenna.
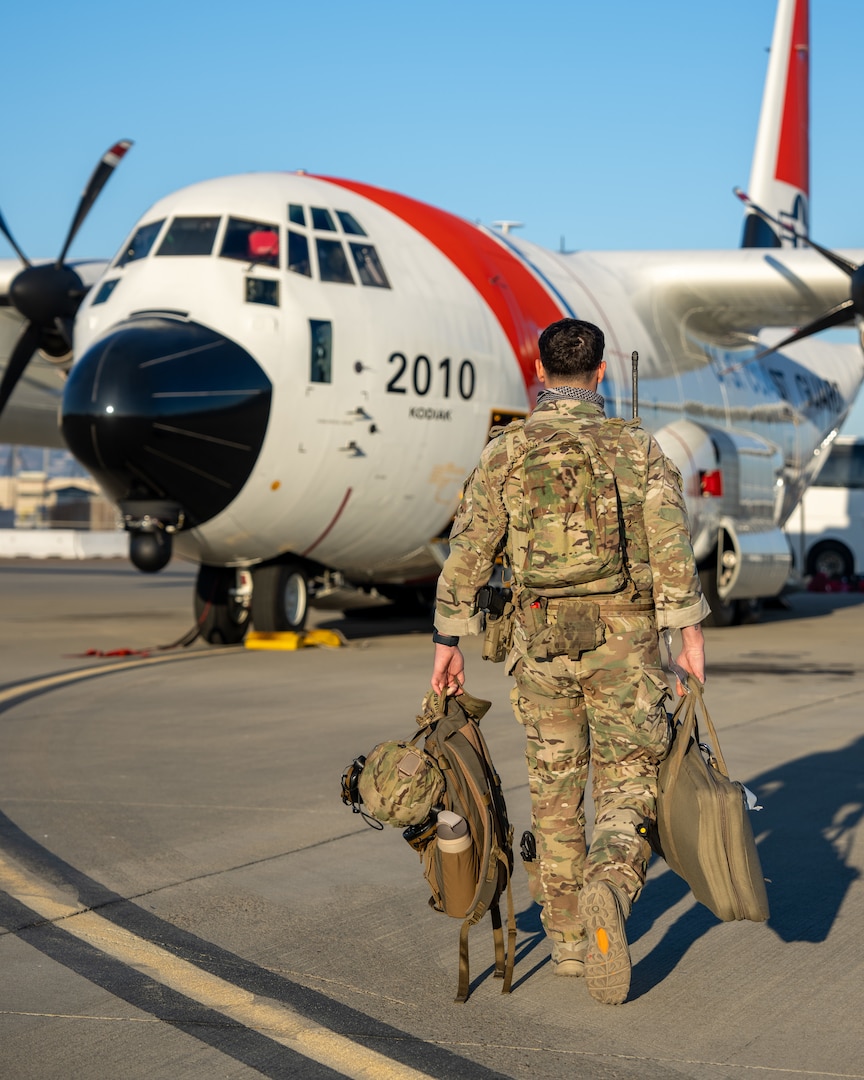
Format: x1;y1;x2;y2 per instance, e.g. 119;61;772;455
631;350;639;420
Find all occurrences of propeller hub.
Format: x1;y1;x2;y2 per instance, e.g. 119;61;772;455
9;264;85;327
0;138;132;420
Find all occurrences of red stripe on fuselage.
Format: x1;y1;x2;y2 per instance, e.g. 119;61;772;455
775;0;809;194
313;176;565;394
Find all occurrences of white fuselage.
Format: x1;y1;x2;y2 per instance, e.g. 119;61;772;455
67;172;864;588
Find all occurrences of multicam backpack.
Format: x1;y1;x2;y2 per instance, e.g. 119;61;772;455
503;417;629;597
342;689;515;1003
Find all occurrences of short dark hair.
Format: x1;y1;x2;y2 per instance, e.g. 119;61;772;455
538;319;605;380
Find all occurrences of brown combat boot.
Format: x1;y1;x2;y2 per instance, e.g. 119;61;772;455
551;939;588;977
580;880;631;1004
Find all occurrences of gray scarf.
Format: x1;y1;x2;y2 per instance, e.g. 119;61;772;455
536;385;605;408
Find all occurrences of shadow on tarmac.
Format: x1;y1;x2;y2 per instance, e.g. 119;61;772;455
759;589;864;623
0;810;511;1080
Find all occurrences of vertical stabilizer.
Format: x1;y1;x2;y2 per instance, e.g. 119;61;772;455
741;0;809;247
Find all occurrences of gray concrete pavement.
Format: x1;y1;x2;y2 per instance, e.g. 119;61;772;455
1;559;863;1079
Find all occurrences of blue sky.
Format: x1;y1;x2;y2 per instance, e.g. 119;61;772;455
3;0;863;431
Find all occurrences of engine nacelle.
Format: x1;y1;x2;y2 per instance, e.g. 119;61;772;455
653;419;791;600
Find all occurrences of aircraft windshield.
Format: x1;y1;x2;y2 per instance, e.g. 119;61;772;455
156;217;220;257
311;207;336;231
288;231;311;276
336;211;366;236
115;220;165;267
286;204;390;287
350;243;389;288
221;217;280;267
317;239;354;284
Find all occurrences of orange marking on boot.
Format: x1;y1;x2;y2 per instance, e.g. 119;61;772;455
596;928;610;955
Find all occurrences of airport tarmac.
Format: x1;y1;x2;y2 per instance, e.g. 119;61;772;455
0;558;862;1080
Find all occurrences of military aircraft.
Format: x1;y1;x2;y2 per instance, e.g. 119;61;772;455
1;0;862;640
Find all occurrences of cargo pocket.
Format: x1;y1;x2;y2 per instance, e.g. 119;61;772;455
633;667;673;759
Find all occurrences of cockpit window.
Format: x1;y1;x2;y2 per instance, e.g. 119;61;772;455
220;217;280;267
288;231;311;277
156;216;220;257
288;203;306;226
316;239;354;284
336;211;367;236
349;243;390;288
115;219;164;267
92;278;120;305
311;207;336;232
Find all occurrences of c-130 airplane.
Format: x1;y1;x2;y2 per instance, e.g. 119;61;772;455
0;0;861;642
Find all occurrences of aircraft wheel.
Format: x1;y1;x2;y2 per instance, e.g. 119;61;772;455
699;566;740;628
251;562;309;631
807;540;853;579
194;565;251;645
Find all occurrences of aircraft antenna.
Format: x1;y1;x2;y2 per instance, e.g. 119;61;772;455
491;221;524;236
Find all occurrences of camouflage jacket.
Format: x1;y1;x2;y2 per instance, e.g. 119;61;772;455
434;398;710;634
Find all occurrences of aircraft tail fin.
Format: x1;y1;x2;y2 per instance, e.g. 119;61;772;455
741;0;809;248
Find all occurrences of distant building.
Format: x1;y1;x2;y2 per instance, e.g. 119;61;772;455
0;470;119;530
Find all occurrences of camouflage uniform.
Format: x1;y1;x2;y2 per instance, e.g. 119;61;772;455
434;397;709;948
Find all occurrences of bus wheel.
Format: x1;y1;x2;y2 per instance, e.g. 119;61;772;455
807;541;854;579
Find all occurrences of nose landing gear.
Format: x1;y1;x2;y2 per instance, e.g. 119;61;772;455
194;565;252;645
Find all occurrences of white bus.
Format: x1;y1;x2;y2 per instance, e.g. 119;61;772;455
785;437;864;579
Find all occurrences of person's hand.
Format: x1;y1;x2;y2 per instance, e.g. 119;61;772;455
674;624;705;696
431;644;465;695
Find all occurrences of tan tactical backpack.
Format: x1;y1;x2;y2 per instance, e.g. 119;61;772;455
342;689;515;1003
503;416;629;597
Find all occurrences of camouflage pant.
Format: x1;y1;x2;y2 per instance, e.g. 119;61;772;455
509;611;671;945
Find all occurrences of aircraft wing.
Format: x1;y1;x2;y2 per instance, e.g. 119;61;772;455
566;247;861;373
0;258;21;296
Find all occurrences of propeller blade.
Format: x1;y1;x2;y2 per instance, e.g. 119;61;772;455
55;139;133;267
0;208;31;268
54;315;75;352
734;188;859;277
754;300;856;362
0;321;41;417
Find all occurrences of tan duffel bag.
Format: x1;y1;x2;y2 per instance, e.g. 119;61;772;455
653;676;770;922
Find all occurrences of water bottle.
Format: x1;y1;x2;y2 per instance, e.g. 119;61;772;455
435;810;478;917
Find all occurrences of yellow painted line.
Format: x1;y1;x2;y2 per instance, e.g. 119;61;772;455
0;854;432;1080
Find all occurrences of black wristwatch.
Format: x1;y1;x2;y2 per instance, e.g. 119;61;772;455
432;631;460;647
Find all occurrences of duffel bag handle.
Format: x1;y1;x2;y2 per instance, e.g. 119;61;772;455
666;676;729;784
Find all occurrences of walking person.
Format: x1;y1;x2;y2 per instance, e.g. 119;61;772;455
430;318;708;1004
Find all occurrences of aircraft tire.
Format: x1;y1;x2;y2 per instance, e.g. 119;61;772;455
194;565;251;645
699;566;740;628
251;562;309;632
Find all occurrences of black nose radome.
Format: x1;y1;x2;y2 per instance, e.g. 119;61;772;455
61;317;272;527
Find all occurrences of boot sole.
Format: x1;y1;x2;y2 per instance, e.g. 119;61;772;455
581;881;631;1004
